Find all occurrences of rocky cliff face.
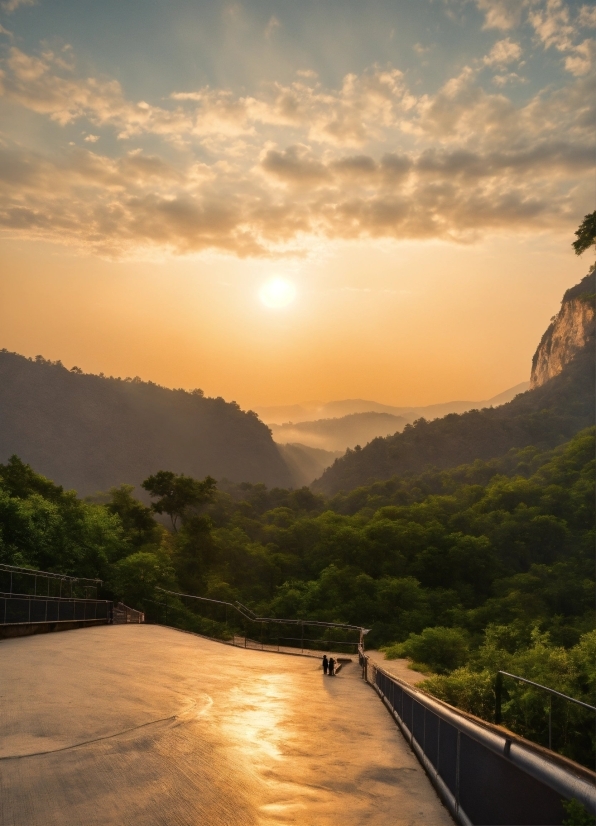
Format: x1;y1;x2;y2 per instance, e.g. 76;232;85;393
531;271;595;389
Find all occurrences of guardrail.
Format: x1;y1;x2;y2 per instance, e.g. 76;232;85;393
113;602;144;624
0;563;101;599
0;593;111;625
147;588;367;653
495;670;596;754
360;648;596;826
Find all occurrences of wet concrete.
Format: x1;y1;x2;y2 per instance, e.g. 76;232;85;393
0;625;454;825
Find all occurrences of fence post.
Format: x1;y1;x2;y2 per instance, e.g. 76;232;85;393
495;671;503;724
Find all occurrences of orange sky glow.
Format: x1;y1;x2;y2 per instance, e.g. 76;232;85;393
0;0;593;409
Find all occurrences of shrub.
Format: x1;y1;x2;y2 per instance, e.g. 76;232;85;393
421;668;495;720
386;626;470;674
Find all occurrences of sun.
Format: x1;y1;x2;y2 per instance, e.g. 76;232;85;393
259;277;297;309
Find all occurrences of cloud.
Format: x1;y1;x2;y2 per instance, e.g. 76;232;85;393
475;0;525;31
578;5;596;28
483;38;522;66
0;42;594;258
0;117;592;259
529;0;574;51
1;48;416;146
527;0;595;75
493;72;525;86
0;0;36;12
474;0;595;75
2;47;196;136
564;38;596;76
261;145;330;185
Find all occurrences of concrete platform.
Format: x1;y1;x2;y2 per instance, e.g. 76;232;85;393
0;625;454;825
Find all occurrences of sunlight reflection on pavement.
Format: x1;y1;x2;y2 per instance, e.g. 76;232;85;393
0;625;453;825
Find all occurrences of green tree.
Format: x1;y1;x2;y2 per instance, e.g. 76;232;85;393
105;484;158;550
110;549;176;609
572;211;596;257
141;471;216;531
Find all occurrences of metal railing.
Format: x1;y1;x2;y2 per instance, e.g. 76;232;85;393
496;670;596;752
360;648;596;826
0;563;101;599
147;588;367;653
0;592;111;625
113;602;144;624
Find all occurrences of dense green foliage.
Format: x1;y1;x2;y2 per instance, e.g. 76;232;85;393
419;627;595;766
313;331;594;495
1;427;593;764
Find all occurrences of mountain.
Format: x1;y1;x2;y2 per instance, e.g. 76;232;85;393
531;272;595;388
313;271;595;496
270;411;408;452
0;351;293;495
255;382;530;426
276;443;342;487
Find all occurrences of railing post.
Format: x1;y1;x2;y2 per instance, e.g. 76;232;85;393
548;695;552;751
495;671;503;724
455;730;461;814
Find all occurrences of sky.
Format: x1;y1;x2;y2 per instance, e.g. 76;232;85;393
0;0;594;408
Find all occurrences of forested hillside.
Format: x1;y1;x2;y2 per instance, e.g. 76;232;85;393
0;351;293;494
314;336;594;495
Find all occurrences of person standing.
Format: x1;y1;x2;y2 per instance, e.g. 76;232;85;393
322;654;328;675
328;657;335;676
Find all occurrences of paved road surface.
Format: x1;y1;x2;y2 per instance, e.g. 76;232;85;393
0;625;453;825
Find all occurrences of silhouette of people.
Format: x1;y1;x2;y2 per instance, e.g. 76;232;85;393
322;654;328;675
328;657;335;676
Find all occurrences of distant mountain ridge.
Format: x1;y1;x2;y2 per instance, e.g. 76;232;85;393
0;351;293;495
270;411;408;452
313;272;595;496
255;382;530;425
